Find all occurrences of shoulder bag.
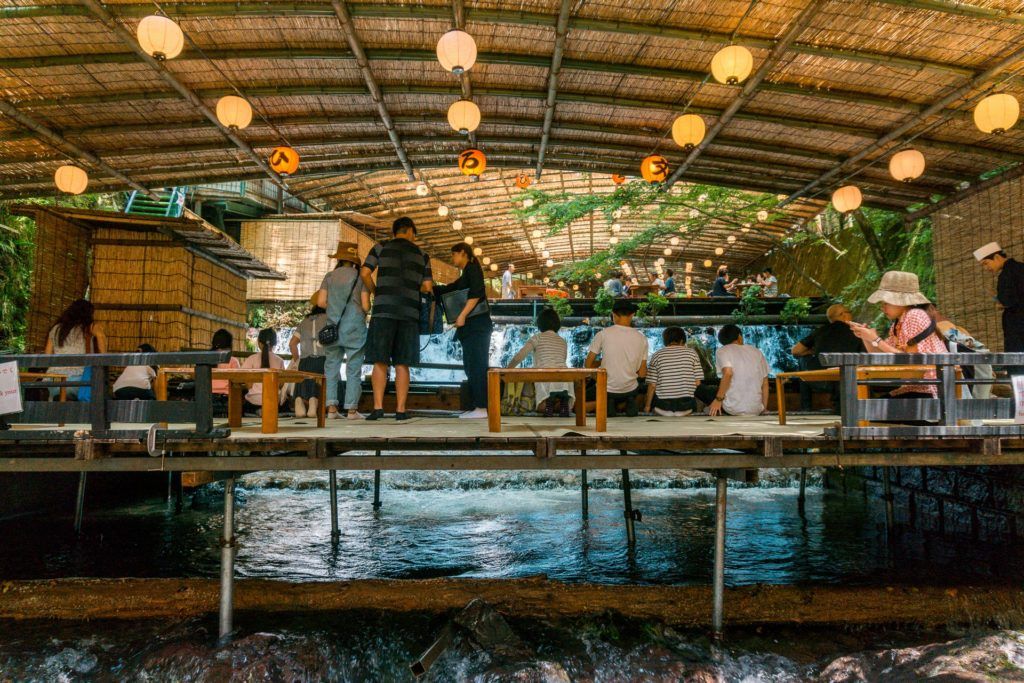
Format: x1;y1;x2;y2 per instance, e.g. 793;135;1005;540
318;277;359;346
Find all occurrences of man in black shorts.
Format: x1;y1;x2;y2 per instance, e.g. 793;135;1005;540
360;217;433;420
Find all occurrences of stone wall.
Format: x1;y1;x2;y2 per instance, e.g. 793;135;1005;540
833;466;1024;542
749;227;874;300
932;174;1024;351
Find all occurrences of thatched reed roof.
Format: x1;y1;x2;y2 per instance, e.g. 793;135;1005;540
2;0;1024;274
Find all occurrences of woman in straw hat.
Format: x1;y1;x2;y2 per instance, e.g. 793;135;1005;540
316;241;370;420
847;270;947;398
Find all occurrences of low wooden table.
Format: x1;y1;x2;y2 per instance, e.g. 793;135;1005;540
155;367;326;434
487;368;607;433
774;365;949;425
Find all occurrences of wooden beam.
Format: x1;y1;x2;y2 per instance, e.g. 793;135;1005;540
872;0;1024;25
329;0;414;180
535;0;572;179
0;100;157;199
904;163;1024;222
75;0;284;192
782;43;1024;206
665;0;826;188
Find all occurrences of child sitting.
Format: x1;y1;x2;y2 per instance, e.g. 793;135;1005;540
241;328;285;414
507;307;573;417
644;327;702;416
113;343;158;400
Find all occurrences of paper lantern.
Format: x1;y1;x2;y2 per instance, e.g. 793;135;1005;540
558;281;565;287
452;220;463;230
609;236;619;245
542;250;550;259
611;223;621;233
671;114;705;150
268;146;299;175
711;45;753;85
703;259;712;268
54;164;88;194
831;185;862;213
889;149;925;182
756;209;768;222
656;257;665;265
490;263;498;271
447;99;480;134
526;272;533;280
527;215;537;224
473;247;483;256
532;229;542;238
715;247;724;255
416;183;429;197
137;15;184;61
523;198;534;208
741;226;750;232
464;235;474;244
663;248;672;256
438;205;450;217
515;173;532;189
613;209;623;219
640;154;670;183
482;256;491;265
458;149;486;178
974;93;1019;134
572;284;580;291
669;236;679;246
611;174;626;185
436;29;477;75
727;235;736;243
216;95;252;130
685;262;693;272
546;259;554;267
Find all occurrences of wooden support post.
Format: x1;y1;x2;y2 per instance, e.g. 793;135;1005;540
712;475;727;639
73;472;87;534
218;475;236;641
798;467;807;516
373;449;382;511
581;462;589;518
621;465;636;546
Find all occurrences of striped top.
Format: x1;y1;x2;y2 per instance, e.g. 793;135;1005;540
362;238;432;322
508;331;569;369
647;345;702;399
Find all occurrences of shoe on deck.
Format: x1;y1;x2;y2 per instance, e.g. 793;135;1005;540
459;408;489;419
347;411;366;420
366;409;384;421
395;412;411;421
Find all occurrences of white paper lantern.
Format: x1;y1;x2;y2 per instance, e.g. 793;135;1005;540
888;149;926;182
527;215;537;224
452;220;463;230
671;114;705;150
473;247;483;256
669;236;680;246
727;235;736;243
974;93;1020;134
447;99;481;134
542;250;550;258
216;95;252;130
436;29;477;75
490;263;498;271
416;183;429;196
545;259;554;267
741;226;750;233
482;256;491;265
137;15;184;61
54;164;88;194
711;45;753;85
831;185;862;213
532;229;542;238
756;209;768;222
523;198;534;208
611;223;621;233
526;272;533;280
715;247;724;255
663;247;672;256
703;259;712;268
609;236;619;245
656;257;666;265
464;235;474;245
685;262;693;272
438;205;449;217
557;280;565;287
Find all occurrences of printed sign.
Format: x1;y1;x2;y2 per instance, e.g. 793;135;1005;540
0;361;22;417
1013;374;1024;424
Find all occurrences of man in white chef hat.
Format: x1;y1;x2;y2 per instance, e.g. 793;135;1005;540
974;241;1024;357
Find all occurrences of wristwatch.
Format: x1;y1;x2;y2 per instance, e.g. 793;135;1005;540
871;337;883;348
714;395;726;401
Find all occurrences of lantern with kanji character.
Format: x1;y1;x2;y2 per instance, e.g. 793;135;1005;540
458;148;487;179
515;173;531;189
640;154;669;183
269;146;299;175
611;174;626;185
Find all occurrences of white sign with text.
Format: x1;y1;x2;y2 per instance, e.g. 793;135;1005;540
0;361;22;416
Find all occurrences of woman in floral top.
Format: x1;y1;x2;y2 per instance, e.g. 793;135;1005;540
848;271;947;398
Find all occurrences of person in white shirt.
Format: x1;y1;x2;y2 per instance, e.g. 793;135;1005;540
112;342;157;400
501;263;516;299
694;324;769;416
241;328;286;413
585;299;648;417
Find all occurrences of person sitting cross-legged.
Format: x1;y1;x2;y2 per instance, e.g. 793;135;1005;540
644;326;703;417
694;324;769;416
584;299;648;417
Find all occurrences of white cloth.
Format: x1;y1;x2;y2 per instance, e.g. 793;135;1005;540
501;269;515;299
113;365;155;393
241;351;285;405
508;330;574;405
588;325;648;393
716;343;769;416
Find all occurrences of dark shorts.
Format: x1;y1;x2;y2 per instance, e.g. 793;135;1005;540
365;317;420;366
652;396;696;412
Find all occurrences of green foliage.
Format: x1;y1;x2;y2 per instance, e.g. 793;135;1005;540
636;292;669;322
731;285;765;324
593;287;614;317
779;296;811;324
544;294;573;320
247;302;308;331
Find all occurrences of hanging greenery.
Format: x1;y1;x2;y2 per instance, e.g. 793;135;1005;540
731;285;765;324
513;178;780;284
636;292;670;323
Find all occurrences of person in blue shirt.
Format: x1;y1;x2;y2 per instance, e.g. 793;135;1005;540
663;269;676;295
603;271;625;297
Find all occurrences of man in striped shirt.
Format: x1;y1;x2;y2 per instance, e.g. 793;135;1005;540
644;326;703;416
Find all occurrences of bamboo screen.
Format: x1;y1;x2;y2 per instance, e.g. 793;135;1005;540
91;227;247;352
25;211;90;352
933;176;1024;352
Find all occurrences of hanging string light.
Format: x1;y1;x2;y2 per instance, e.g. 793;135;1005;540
609;236;619;245
490;263;499;271
54;164;88;194
756;209;769;222
482;256;491;265
974;93;1020;134
436;29;477;74
447;99;481;134
889;149;925;182
611;223;621;233
727;235;736;243
137;15;184;61
710;45;753;85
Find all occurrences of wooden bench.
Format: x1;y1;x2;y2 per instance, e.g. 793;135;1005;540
155;367;325;434
486;368;607;433
774;365;953;426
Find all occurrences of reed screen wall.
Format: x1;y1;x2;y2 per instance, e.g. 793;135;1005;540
26;211;90;352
